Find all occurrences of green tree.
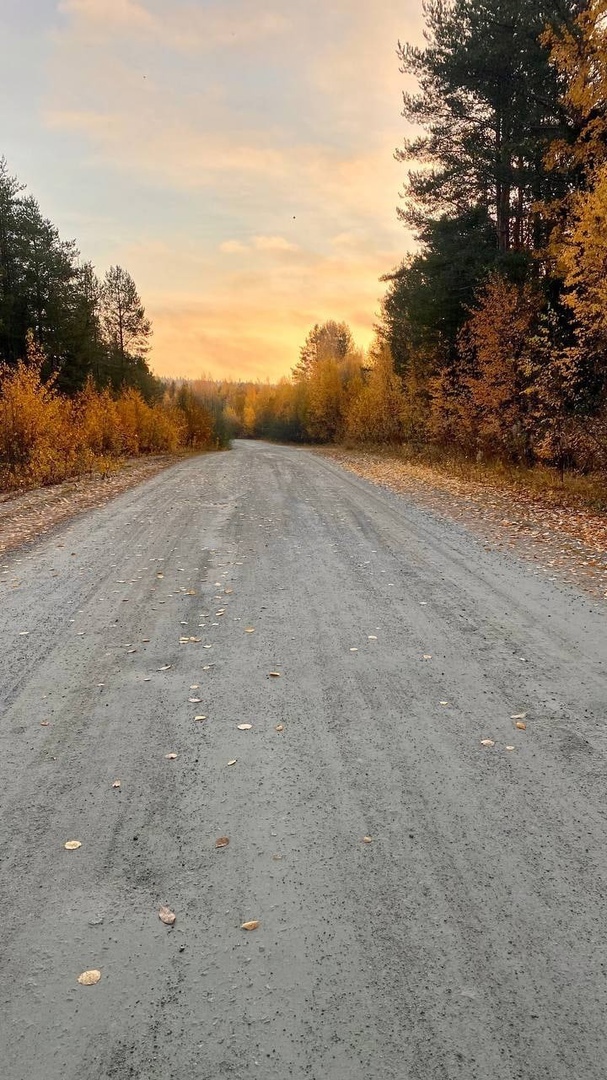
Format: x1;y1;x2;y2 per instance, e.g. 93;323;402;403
379;207;499;375
101;265;152;385
396;0;580;254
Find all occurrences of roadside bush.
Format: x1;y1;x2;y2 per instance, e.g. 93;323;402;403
0;356;220;492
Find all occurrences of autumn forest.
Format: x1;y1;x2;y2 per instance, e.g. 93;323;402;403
2;0;607;489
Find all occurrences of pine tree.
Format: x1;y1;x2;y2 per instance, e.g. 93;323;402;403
101;265;152;386
396;0;580;254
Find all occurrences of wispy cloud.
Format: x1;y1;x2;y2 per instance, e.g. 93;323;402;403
38;0;425;380
57;0;289;50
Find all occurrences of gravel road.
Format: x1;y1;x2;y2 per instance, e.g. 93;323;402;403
1;439;606;1080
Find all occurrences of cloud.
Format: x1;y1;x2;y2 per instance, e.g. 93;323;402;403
219;240;249;255
219;236;300;256
42;0;425;380
252;235;299;253
57;0;289;51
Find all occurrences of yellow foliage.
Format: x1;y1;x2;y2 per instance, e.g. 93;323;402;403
0;361;77;487
345;344;403;443
557;165;607;344
428;276;542;460
544;1;607;174
0;361;214;492
306;354;363;442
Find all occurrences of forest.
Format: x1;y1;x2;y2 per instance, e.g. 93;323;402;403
226;0;607;479
2;0;607;490
0;160;228;489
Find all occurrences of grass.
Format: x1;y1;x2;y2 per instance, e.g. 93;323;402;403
340;441;607;513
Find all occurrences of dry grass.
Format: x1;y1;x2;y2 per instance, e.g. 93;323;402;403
342;441;607;512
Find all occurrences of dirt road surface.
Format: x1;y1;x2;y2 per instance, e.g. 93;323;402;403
1;440;606;1080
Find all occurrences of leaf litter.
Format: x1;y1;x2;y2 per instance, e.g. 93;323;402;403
315;446;607;601
77;969;101;985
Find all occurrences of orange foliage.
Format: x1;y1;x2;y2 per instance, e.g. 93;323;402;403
0;355;215;491
345;344;404;443
428;276;544;461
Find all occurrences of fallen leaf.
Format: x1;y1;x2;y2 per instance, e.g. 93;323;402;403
158;905;176;926
77;969;101;986
64;840;82;850
275;723;284;732
165;752;178;760
511;713;527;720
215;836;230;848
237;723;252;731
480;739;495;747
227;759;237;766
362;836;373;844
241;920;260;931
515;721;527;731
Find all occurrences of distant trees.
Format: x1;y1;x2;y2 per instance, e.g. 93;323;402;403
226;322;406;446
293;320;354;381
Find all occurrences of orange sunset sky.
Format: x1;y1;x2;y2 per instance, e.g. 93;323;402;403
1;0;425;381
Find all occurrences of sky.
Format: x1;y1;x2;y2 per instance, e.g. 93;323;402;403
0;0;424;382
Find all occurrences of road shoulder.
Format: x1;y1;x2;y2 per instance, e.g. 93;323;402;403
314;445;607;601
0;455;184;558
